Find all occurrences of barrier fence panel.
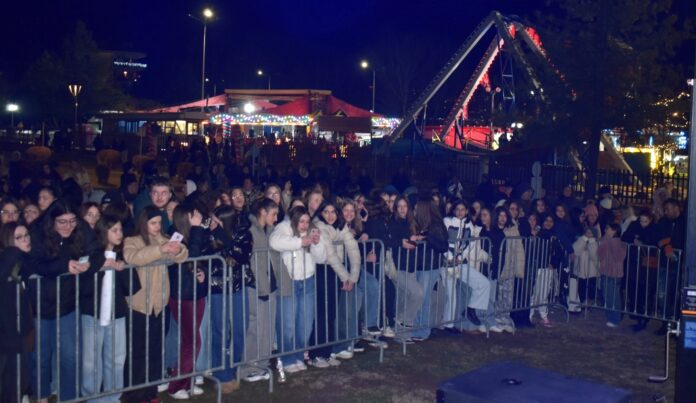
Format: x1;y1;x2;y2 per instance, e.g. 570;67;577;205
10;237;684;402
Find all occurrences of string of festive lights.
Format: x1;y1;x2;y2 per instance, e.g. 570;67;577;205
210;113;401;130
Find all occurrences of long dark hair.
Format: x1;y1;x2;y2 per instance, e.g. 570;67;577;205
252;198;279;218
0;221;25;250
42;199;85;258
289;206;314;238
135;205;163;246
94;214;124;256
173;203;197;243
316;200;343;230
413;196;444;234
393;195;417;235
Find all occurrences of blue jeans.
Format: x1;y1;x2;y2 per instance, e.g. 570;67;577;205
279;278;316;364
410;269;441;339
602;276;622;325
333;270;380;353
80;315;126;403
164;310;179;371
210;290;247;382
195;297;211;372
32;311;78;400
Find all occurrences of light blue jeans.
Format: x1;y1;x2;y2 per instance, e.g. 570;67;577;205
80;315;126;402
410;269;442;339
602;276;622;325
32;311;78;400
332;270;380;353
279;277;316;364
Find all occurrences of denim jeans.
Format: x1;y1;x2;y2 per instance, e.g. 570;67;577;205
195;298;211;372
80;315;126;402
32;310;78;400
164;310;179;371
409;269;441;339
602;276;622;325
210;290;247;383
279;277;316;364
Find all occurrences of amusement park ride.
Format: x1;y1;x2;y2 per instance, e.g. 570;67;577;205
380;11;566;155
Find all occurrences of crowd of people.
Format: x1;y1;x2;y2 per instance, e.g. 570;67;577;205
0;152;686;403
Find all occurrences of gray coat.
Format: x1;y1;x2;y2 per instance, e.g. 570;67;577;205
249;214;285;297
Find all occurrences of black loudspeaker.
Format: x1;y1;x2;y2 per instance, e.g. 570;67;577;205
436;361;631;403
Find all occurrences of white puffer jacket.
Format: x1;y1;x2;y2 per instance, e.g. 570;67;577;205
269;220;328;280
314;220;361;284
443;217;490;272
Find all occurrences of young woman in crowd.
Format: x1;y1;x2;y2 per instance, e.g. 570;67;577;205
269;206;327;374
0;222;34;403
80;201;101;230
239;198;280;383
167;204;209;399
23;203;40;226
29;200;98;402
122;206;188;402
80;215;136;402
265;184;286;223
496;207;524;332
583;203;602;238
477;207;506;333
309;200;361;366
305;189;324;219
387;196;425;342
568;226;600;314
598;223;627;328
528;214;564;327
37;186;58;212
1;198;20;225
208;204;252;394
470;200;483;223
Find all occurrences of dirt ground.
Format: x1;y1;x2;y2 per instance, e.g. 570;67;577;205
168;307;674;403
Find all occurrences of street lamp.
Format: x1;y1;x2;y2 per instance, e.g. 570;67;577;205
257;69;271;90
189;8;214;109
6;103;18;130
68;84;82;133
360;60;375;113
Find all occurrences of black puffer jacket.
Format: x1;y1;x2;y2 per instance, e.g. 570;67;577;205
0;248;35;353
210;218;253;294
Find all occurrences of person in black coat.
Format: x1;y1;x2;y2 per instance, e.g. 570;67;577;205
0;222;34;403
28;199;99;401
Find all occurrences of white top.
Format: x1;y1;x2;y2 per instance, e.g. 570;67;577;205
269;220;328;280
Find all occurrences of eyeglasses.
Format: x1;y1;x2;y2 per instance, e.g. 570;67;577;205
14;233;30;241
56;219;78;226
1;209;19;216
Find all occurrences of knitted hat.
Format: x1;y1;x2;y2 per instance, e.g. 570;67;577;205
599;197;612;210
186;180;197;196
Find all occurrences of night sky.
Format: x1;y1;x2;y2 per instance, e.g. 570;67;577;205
1;0;694;116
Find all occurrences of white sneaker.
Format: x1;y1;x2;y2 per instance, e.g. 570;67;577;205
327;355;341;366
488;325;504;333
243;370;271;382
334;349;354;359
169;389;190;400
191;385;204;396
295;360;308;371
157;383;170;393
502;325;515;333
477;325;487;332
606;322;618;328
311;357;331;368
382;326;396;338
195;375;204;385
368;339;389;349
284;363;303;373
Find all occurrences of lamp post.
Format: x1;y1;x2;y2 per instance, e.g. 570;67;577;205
6;103;18;132
68;84;82;135
257;69;271;90
360;60;376;113
189;8;214;110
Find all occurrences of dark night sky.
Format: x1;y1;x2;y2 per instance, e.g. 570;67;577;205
1;0;694;115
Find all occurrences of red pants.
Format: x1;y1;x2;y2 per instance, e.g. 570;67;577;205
167;298;205;393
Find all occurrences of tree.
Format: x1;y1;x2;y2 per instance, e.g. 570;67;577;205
529;0;693;195
22;21;129;125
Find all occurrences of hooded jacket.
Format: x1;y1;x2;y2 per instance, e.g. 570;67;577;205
269;220;328;282
249;214;282;297
314;219;361;284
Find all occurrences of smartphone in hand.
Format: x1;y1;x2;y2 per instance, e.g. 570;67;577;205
170;232;184;243
78;255;90;264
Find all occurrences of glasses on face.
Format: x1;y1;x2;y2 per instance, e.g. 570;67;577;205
56;218;78;226
14;233;30;241
1;209;19;216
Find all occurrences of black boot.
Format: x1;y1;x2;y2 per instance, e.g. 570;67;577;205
464;307;481;326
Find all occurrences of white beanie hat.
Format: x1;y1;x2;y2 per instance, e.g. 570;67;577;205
599;197;612;210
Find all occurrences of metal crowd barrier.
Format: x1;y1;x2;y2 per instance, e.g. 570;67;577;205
8;236;684;402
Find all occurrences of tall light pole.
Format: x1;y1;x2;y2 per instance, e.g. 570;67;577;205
68;84;82;132
257;69;271;90
360;60;376;113
190;8;214;110
6;103;18;132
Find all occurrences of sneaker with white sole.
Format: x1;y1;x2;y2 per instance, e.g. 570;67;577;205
244;370;271;382
606;322;618;328
169;389;190;400
327;355;341;366
368;339;389;349
191;385;204;396
284;363;303;373
382;326;396;338
157;383;170;393
310;357;331;368
195;375;204;385
334;349;354;359
488;325;504;333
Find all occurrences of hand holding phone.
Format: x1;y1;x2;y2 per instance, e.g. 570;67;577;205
170;232;184;243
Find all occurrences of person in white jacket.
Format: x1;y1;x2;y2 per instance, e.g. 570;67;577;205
568;226;600;313
441;200;491;333
269;206;327;374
